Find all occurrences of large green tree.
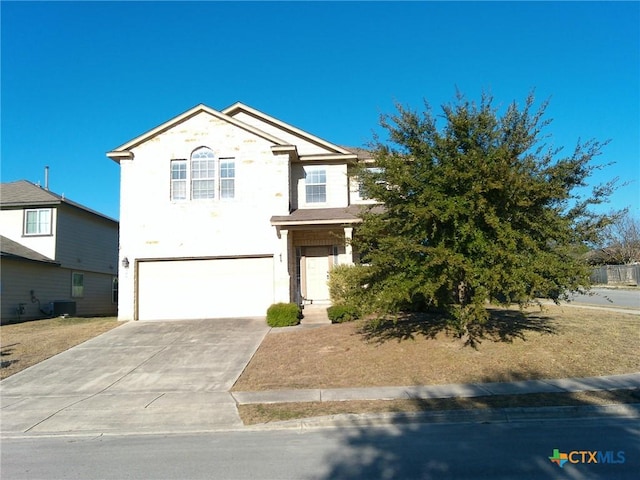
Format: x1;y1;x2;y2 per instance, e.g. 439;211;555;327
354;92;617;333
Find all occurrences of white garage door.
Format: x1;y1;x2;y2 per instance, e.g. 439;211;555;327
137;257;274;320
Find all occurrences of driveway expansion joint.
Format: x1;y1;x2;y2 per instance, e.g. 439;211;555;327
144;393;165;408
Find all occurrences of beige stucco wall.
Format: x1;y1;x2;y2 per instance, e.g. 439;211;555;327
291;163;349;210
228;111;331;156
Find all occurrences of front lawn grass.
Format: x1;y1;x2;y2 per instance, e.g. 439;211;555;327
1;316;121;380
233;305;639;424
233;305;639;391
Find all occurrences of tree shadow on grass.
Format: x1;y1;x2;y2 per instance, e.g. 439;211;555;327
358;308;557;349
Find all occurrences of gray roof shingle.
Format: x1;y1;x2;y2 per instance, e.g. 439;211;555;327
1;180;117;223
0;180;62;206
271;204;383;226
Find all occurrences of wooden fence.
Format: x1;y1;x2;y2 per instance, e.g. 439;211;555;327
590;265;640;286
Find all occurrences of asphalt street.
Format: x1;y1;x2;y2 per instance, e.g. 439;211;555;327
2;417;638;479
568;287;640;309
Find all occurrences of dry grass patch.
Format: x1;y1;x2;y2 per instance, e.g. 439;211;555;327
239;389;640;425
1;316;121;379
233;305;639;391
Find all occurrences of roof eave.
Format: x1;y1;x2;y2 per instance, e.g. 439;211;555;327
270;218;362;227
0;253;60;265
1;199;61;209
299;153;358;162
106;151;134;163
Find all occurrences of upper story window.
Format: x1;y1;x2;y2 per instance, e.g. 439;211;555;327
219;159;235;199
171;160;187;200
191;148;216;199
305;167;326;203
24;208;52;235
170;147;235;201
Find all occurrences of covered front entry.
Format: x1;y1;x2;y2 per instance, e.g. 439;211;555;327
271;206;363;306
287;228;354;305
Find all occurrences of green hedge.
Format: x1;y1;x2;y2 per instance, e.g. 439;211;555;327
327;304;360;323
266;303;301;327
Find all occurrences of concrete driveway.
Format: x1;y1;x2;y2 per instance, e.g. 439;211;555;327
1;318;270;436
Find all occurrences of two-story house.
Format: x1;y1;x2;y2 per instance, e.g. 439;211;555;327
0;180;119;322
107;103;373;321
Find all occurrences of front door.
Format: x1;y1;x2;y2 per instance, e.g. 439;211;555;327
304;246;330;301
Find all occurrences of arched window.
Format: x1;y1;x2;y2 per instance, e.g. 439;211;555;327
191;147;216;199
170;147;235;201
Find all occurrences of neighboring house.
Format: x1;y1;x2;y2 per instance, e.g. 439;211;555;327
0;180;119;322
107;102;375;321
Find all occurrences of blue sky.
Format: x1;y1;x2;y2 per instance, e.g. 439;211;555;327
2;1;638;221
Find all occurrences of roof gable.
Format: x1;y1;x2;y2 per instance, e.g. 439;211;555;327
222;102;354;158
107;102;359;163
106;104;291;162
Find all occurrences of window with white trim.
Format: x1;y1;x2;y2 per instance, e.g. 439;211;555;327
170;148;235;201
219;158;235;199
24;208;52;235
170;160;187;200
305;167;326;203
191;148;216;199
72;272;84;298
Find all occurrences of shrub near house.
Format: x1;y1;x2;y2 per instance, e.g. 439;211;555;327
266;303;301;327
327;304;359;323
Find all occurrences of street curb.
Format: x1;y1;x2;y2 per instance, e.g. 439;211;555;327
245;403;640;431
3;404;637;439
537;301;640;315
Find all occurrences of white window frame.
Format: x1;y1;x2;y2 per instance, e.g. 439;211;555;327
170;149;235;201
170;159;187;201
191;148;216;200
71;272;84;298
219;157;235;199
304;166;327;204
24;208;52;236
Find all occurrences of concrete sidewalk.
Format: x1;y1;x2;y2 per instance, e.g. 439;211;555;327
233;373;640;431
232;372;640;405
